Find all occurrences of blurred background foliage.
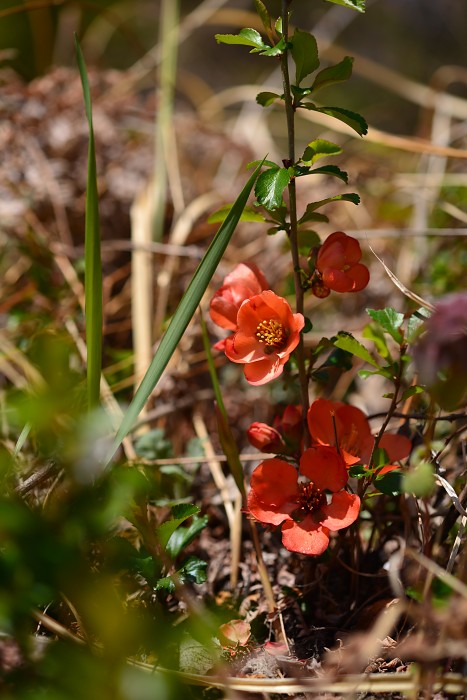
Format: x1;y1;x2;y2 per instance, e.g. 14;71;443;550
1;0;466;127
1;1;467;697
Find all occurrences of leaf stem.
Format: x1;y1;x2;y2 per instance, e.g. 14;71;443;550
280;0;310;447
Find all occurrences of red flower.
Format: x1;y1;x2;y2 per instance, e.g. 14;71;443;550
210;263;269;331
307;398;411;471
224;291;304;385
247;447;360;556
316;231;369;293
247;405;303;457
247;423;284;453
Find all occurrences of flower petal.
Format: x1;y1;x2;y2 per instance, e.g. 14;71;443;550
348;263;370;291
322;268;355;293
299;446;349;491
250;458;299;506
379;433;412;462
247;490;292;526
320;492;360;531
281;518;330;555
244;355;285;385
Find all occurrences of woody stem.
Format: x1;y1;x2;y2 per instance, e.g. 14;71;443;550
280;0;310;447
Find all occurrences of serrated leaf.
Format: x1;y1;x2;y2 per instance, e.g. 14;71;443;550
310;56;354;93
321;0;365;11
297;229;320;254
290;29;319;85
215;28;268;51
298;193;360;225
307;164;348;183
275;17;282;35
304;104;368;136
156;503;200;550
302;139;343;164
333;332;380;368
256;91;282;107
208;205;266;224
367;308;404;343
255;167;291;210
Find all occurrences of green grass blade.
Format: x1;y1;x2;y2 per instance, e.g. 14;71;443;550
107;161;264;464
74;34;103;411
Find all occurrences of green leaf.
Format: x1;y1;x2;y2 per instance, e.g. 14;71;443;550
298;193;360;225
302;139;343;164
376;471;402;496
367;308;404;343
255;167;291;210
156;503;200;550
362;323;392;361
297;229;320;254
256;91;282;107
310;56;354;93
349;464;367;478
401;385;424;402
215;28;268;51
307;164;348;183
247;158;278;169
155;556;208;593
254;0;272;35
166;515;209;559
75;35;102;411
372;447;390;470
105;162;263;465
208;205;266;224
304;104;368;136
261;37;288;56
406;308;431;343
290;29;319;85
359;367;394;380
333;332;380;368
321;0;365;11
180;555;208;585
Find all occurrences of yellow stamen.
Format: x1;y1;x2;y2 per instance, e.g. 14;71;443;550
256;319;287;349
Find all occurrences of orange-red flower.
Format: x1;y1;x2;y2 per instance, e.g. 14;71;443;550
247;447;360;556
307;398;411;472
210;262;269;331
224;290;304;385
247;423;284;453
247;405;303;457
316;231;369;293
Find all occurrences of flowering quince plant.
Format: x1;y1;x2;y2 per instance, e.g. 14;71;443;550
206;0;431;578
